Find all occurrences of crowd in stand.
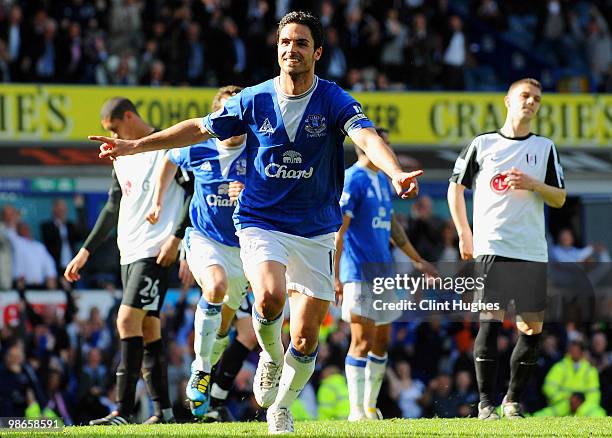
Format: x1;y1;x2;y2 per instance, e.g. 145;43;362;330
1;196;611;422
0;0;611;91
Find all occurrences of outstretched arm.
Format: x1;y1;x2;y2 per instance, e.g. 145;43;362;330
94;118;211;159
349;128;423;199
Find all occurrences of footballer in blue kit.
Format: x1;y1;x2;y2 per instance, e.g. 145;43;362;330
335;127;437;421
147;86;256;420
94;11;423;434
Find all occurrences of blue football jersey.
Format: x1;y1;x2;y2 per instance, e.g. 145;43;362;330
201;76;374;238
168;139;246;247
339;163;394;283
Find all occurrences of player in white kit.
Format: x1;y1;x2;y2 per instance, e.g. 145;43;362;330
448;78;566;420
65;97;190;424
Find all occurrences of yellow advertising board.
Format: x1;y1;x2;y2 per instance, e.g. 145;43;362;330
0;84;218;143
0;84;610;147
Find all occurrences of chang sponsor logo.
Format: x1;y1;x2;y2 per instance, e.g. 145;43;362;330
264;163;314;179
206;183;236;207
372;216;391;230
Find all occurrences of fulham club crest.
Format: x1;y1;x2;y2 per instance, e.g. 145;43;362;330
490;173;509;194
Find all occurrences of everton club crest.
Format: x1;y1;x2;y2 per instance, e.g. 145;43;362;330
304;114;327;138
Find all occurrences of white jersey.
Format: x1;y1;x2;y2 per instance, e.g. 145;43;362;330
113;150;184;265
450;131;565;262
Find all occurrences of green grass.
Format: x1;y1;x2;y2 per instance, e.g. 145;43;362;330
2;417;611;437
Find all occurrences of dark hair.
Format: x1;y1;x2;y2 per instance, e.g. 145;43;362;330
100;97;139;121
277;11;323;50
508;78;542;93
212;85;243;112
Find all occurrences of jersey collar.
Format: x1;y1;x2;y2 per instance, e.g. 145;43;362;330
497;130;534;141
274;75;319;100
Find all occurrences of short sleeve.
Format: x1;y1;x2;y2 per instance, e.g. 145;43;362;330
332;88;374;135
201;92;247;140
544;143;565;189
449;137;480;189
168;147;190;169
340;173;362;218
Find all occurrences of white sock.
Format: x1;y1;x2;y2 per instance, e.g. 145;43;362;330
252;307;284;363
210;332;230;367
192;298;223;373
273;343;317;409
364;352;387;412
345;355;366;417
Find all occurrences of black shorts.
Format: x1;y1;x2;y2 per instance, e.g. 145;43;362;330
120;257;170;318
475;255;547;313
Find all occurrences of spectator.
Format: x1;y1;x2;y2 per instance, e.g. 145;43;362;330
220;17;246;85
451;370;478;417
406;12;440;90
422;374;456;417
475;0;506;31
32;18;60;82
406;196;445;262
0;216;12;290
0;4;28;81
42;367;74;425
60;21;86;83
16;222;57;290
41;197;87;277
0;341;42;417
589;332;612;372
180;22;205;85
80;307;112;358
2;204;32;288
438;220;460;262
380;9;408;82
441;15;467;90
107;0;143;54
106;50;138;85
386;361;425;418
322;27;347;85
536;340;602;416
142;59;166;86
317;365;350;420
77;347;111;424
550;228;593;262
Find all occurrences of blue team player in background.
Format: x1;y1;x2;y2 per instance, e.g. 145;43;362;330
146;86;254;419
94;11;423;434
335;127;437;422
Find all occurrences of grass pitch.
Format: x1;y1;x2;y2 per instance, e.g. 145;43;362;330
2;417;611;437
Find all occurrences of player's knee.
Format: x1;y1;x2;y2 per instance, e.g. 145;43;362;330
117;312;139;336
517;321;543;336
254;292;284;319
203;279;228;302
350;335;371;357
142;322;160;343
291;331;319;355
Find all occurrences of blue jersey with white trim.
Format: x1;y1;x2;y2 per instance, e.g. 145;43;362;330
201;76;374;237
168;139;246;247
339;164;394;283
